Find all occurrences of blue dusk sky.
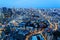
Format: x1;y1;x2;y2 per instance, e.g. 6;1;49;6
0;0;60;8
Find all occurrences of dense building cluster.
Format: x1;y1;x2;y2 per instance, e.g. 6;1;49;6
0;7;60;40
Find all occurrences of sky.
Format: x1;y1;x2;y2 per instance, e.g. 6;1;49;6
0;0;60;8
